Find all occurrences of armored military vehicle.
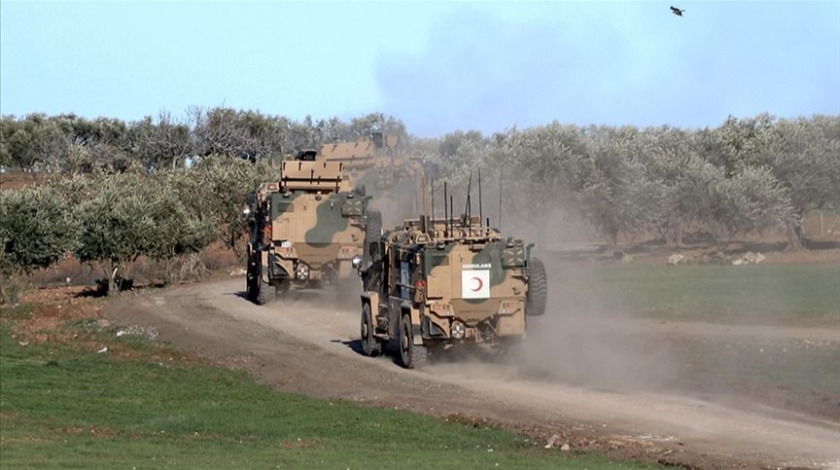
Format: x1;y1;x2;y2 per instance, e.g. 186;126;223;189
245;150;380;305
318;132;426;219
358;210;547;369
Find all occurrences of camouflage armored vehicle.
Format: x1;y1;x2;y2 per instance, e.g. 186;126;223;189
245;150;380;305
358;214;547;368
318;132;426;219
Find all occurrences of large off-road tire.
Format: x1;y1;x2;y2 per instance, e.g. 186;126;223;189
246;268;255;302
399;314;427;369
253;264;271;306
255;277;274;305
526;257;547;317
246;252;258;302
360;303;381;357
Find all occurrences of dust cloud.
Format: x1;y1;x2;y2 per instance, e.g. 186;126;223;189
411;192;682;394
357;176;840;418
520;258;679;392
493;208;682;394
369;182;423;230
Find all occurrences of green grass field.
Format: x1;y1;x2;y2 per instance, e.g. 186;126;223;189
0;310;657;470
551;263;840;322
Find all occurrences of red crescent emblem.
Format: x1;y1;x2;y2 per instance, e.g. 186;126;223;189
470;276;484;292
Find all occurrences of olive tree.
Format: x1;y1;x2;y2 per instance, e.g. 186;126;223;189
575;126;660;249
172;156;281;253
2;114;71;172
0;186;79;303
141;179;218;283
129;113;193;171
760;117;840;249
704;166;793;247
191;107;285;161
73;172;218;293
490;125;585;247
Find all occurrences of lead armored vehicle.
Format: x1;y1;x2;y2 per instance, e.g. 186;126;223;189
358;214;547;368
245;150;380;305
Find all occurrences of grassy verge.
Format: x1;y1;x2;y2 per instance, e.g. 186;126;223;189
0;304;657;470
551;263;840;323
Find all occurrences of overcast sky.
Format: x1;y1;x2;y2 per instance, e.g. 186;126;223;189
2;1;838;136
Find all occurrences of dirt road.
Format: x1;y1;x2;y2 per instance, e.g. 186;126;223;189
105;279;840;470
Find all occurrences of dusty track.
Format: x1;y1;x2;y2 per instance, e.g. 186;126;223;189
105;279;840;470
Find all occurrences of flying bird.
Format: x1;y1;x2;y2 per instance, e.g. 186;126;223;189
670;6;685;16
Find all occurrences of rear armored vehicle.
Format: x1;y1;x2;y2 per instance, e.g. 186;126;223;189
358;210;547;368
318;132;427;219
245;151;379;305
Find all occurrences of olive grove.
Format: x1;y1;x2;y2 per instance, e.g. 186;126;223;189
1;110;837;301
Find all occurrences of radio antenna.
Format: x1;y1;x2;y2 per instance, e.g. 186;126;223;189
478;169;483;228
465;172;472;231
444;181;449;237
430;178;435;233
422;172;428;234
498;168;503;230
449;194;454;238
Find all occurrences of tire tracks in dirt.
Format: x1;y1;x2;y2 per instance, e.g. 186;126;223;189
105;279;840;470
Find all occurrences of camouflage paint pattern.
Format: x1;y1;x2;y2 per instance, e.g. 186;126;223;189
249;159;367;287
317;134;426;221
363;216;530;346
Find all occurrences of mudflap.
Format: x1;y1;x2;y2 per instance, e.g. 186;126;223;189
407;303;424;346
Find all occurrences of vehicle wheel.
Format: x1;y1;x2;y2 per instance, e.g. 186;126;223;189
399;314;427;369
246;255;258;302
254;264;271;306
360;303;381;357
526;257;547;316
256;280;271;305
246;268;255;301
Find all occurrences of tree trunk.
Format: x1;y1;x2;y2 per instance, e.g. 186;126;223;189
665;221;684;249
785;221;803;251
105;263;119;296
609;229;619;252
2;274;23;306
163;258;176;286
0;274;8;305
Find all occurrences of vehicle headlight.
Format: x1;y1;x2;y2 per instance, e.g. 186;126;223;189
351;255;363;269
450;321;465;339
295;264;310;280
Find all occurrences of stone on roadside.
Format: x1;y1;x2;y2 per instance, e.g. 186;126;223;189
667;254;685;265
